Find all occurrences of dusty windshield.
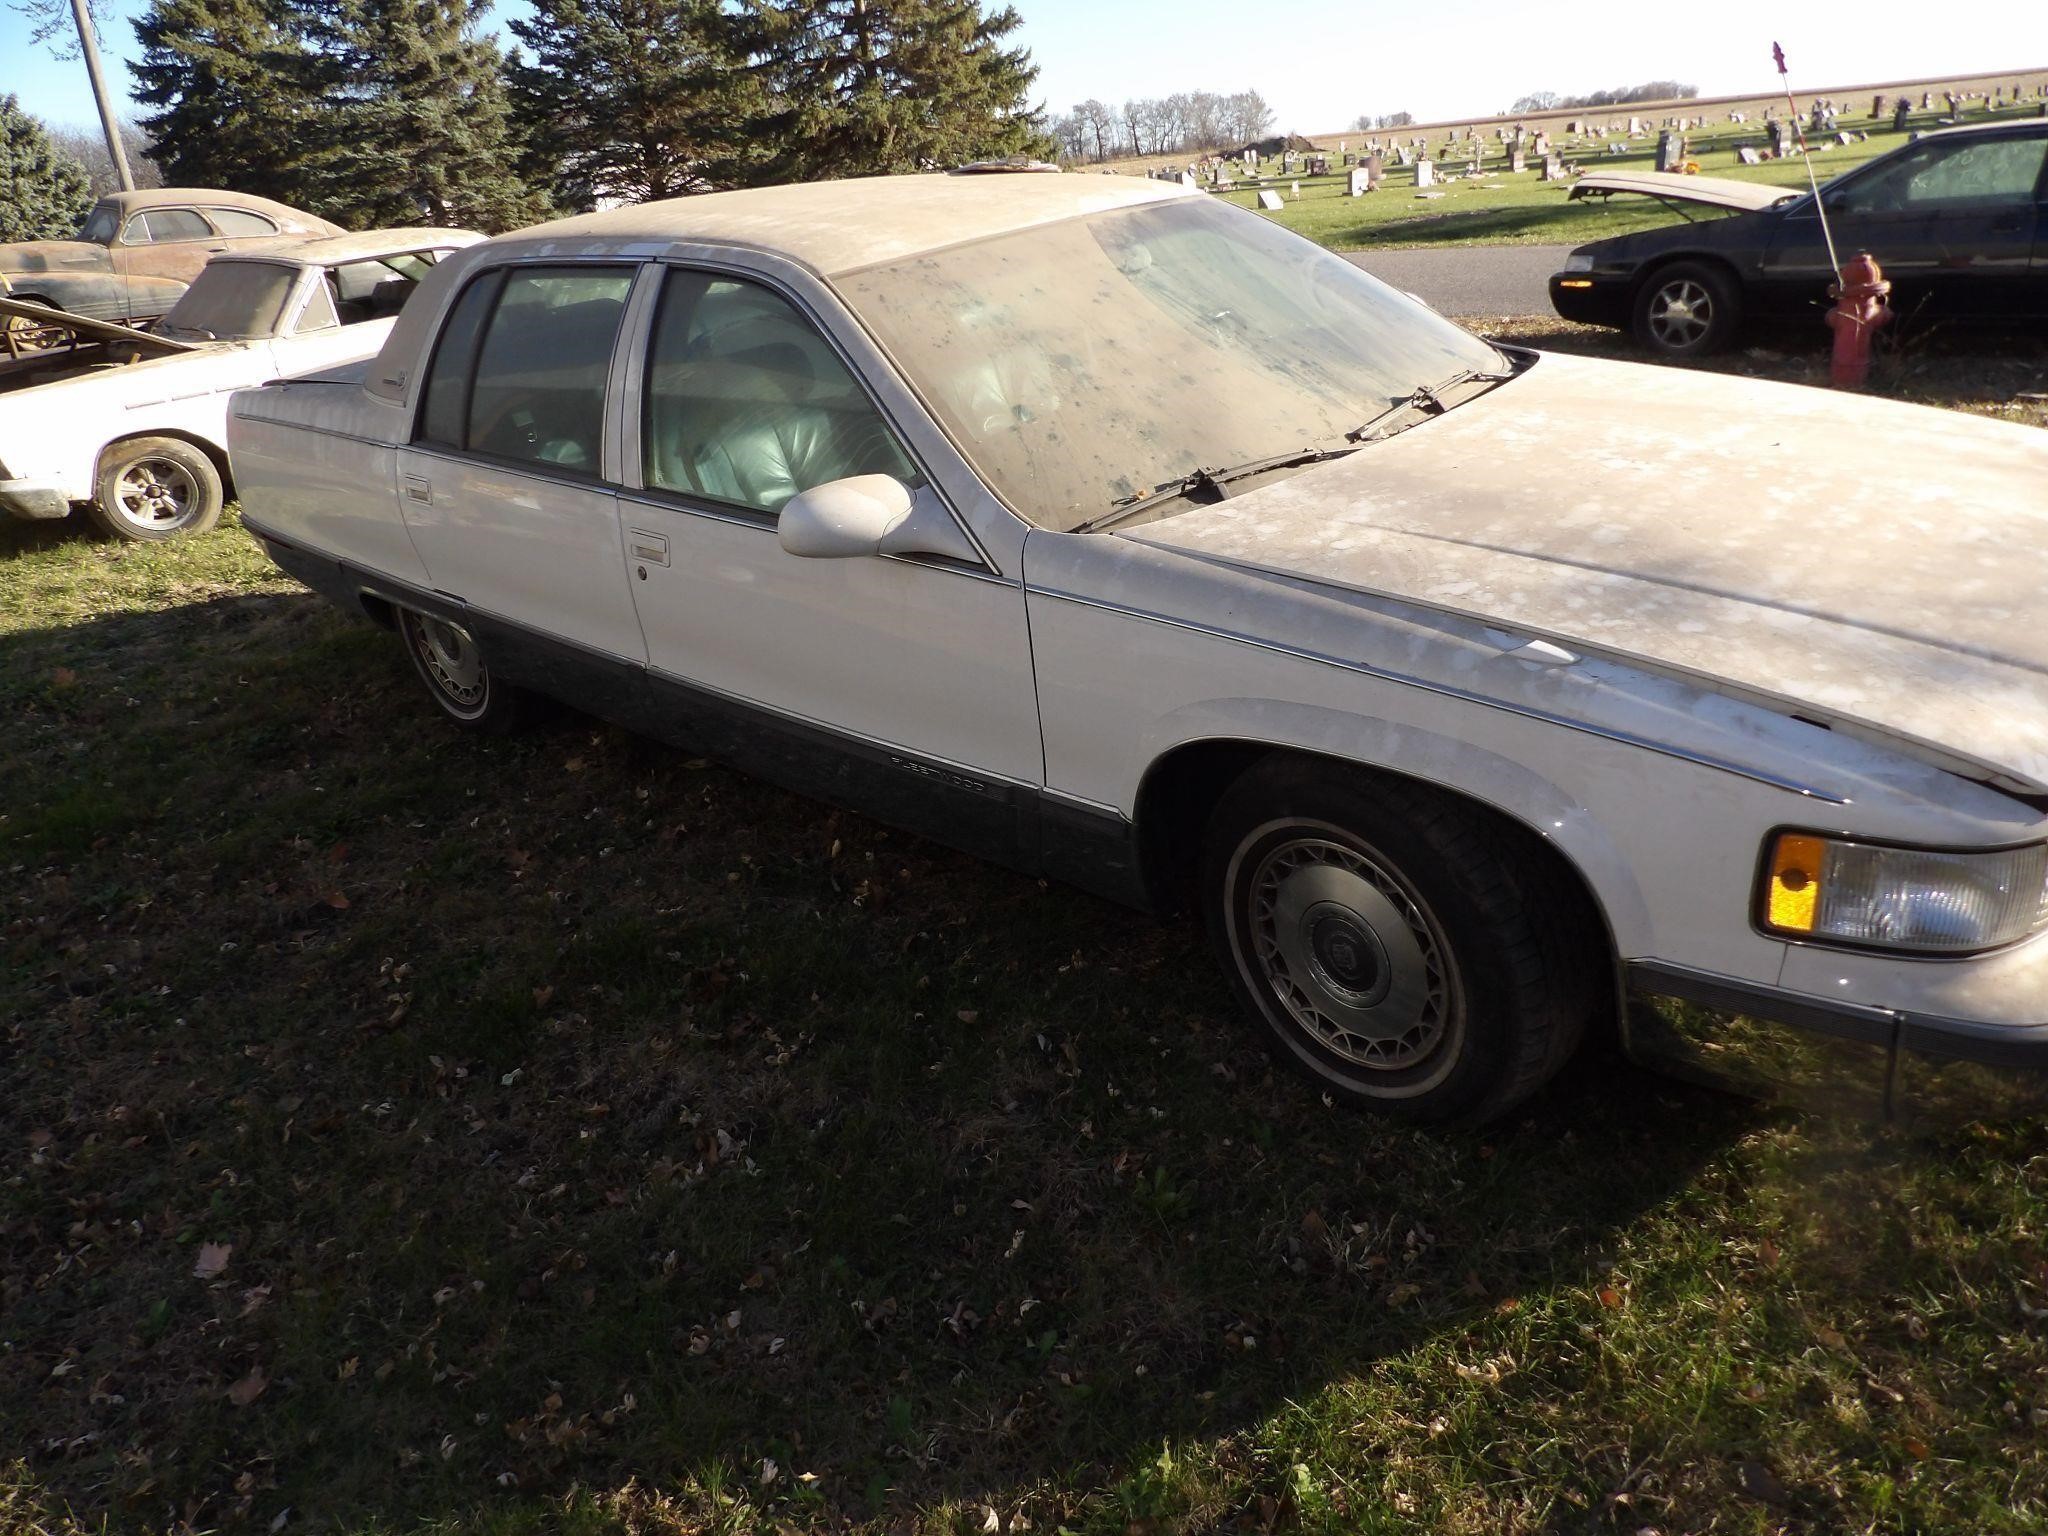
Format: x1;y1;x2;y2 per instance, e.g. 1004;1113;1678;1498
839;196;1509;530
160;261;299;340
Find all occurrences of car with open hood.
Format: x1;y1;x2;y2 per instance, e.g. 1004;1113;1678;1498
0;228;478;539
1550;119;2048;356
226;172;2048;1126
0;189;343;350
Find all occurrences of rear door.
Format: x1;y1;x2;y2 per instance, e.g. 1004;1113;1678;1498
394;261;648;705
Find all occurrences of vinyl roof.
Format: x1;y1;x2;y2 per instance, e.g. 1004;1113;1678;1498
484;172;1198;275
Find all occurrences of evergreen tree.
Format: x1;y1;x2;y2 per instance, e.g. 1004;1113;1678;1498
131;0;322;203
509;0;759;209
306;0;548;231
0;95;95;241
741;0;1050;183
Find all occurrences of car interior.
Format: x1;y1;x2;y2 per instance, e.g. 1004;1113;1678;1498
642;274;918;514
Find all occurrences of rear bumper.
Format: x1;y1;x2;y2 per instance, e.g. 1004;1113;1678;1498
0;477;73;520
1625;960;2048;1127
1548;274;1633;328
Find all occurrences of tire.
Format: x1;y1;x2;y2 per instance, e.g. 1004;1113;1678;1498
1201;759;1600;1125
2;303;62;356
89;437;224;541
1631;260;1741;359
396;606;531;733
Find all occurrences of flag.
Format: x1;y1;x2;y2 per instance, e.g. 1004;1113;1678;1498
1772;41;1787;75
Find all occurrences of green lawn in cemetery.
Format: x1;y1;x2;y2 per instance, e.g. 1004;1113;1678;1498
1196;100;2047;250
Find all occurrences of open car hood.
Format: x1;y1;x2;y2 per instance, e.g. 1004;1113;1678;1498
1566;171;1801;213
0;295;195;357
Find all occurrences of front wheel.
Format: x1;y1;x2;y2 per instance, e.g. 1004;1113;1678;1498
89;436;224;541
1631;261;1741;359
1202;761;1599;1124
396;607;532;733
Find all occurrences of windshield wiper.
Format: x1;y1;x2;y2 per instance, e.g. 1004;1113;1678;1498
1346;367;1513;444
1071;444;1354;536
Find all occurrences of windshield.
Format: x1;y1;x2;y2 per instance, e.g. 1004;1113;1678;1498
838;196;1508;530
76;201;118;245
160;261;299;340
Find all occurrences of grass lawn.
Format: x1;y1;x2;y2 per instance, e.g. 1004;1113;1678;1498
5;330;2048;1534
1197;101;2048;250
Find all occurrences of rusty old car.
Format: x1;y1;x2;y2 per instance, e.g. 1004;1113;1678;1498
0;189;342;349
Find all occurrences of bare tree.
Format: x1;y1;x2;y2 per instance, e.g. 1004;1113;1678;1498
46;119;161;195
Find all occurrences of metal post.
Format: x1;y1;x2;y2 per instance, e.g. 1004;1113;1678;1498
69;0;134;192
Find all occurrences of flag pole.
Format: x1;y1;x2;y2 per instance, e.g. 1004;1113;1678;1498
1773;41;1839;281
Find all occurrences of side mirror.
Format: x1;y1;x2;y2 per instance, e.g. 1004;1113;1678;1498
778;475;981;565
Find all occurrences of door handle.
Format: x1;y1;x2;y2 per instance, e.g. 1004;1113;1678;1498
402;474;431;506
628;529;670;566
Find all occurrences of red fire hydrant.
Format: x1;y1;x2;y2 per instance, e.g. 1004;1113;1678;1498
1826;252;1890;388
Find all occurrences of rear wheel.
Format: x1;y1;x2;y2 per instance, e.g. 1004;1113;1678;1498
1631;261;1741;358
397;607;532;733
1202;760;1599;1124
2;303;62;356
89;437;224;541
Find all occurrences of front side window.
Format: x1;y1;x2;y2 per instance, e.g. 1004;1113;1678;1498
204;207;281;237
839;197;1507;530
141;208;214;243
1835;136;2048;214
642;271;918;515
417;265;634;475
158;260;299;340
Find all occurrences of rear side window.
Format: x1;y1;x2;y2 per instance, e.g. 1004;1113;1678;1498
205;207;281;237
417;265;633;476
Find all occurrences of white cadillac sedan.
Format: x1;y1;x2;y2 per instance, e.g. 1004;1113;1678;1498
227;173;2048;1125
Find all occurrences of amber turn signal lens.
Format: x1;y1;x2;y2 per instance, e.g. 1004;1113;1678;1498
1765;833;1826;933
1557;279;1595;289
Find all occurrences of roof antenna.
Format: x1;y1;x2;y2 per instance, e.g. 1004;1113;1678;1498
1772;42;1842;283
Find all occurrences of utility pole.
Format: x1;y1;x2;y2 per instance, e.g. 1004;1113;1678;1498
70;0;135;191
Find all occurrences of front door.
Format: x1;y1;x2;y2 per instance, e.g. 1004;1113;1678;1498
1761;132;2048;320
394;262;647;706
618;264;1043;861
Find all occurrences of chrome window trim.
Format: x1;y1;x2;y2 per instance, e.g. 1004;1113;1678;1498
1029;584;1848;804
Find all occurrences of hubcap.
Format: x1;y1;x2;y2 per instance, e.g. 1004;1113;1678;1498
112;456;202;531
1247;835;1452;1072
410;615;486;710
1648;279;1713;349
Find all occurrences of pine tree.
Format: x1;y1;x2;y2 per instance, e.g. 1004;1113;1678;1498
306;0;548;231
0;95;95;241
741;0;1050;184
509;0;759;209
131;0;322;203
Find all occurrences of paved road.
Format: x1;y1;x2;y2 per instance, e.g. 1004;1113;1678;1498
1346;244;1573;317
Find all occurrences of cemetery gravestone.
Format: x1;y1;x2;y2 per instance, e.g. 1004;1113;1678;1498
1414;157;1435;188
1256;188;1284;211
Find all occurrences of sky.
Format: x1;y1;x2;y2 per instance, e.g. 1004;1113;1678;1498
2;0;2043;141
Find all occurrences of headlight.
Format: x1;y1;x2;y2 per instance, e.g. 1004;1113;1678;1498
1760;832;2048;954
1561;252;1596;273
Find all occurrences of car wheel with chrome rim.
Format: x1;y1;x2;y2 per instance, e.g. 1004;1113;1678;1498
1203;760;1601;1123
1631;260;1741;359
397;607;531;733
89;436;224;542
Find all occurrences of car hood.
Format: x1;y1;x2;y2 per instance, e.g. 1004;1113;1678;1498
0;240;111;277
1121;352;2048;794
1566;171;1801;214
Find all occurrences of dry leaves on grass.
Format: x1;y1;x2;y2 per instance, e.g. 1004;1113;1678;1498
193;1242;233;1280
227;1366;269;1407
